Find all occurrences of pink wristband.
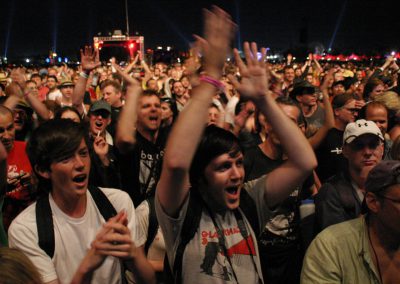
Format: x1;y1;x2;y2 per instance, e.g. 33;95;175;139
200;75;224;90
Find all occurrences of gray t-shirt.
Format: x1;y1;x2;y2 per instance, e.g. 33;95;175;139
156;176;271;284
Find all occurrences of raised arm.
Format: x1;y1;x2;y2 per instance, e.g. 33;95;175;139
308;68;335;149
3;80;50;120
229;42;317;208
72;46;101;115
24;86;51;120
157;7;235;216
115;64;142;153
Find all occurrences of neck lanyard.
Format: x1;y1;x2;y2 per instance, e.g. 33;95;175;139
203;203;262;283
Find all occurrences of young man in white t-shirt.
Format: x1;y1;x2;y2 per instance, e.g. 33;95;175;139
8;119;155;284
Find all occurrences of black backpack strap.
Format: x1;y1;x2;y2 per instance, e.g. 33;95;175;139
88;185;117;219
36;194;55;258
239;189;260;237
88;186;128;283
144;196;159;255
171;189;203;284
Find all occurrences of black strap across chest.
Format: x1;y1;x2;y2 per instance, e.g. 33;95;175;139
35;186;117;258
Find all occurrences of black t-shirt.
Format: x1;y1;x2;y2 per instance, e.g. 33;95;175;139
244;144;314;283
107;106;123;138
118;127;170;206
244;145;283;181
315;128;347;183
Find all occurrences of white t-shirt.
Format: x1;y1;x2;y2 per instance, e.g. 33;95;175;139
47;89;62;101
136;200;166;262
9;187;142;284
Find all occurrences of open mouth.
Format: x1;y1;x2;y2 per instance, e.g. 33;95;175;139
149;115;159;122
225;186;239;195
72;174;87;183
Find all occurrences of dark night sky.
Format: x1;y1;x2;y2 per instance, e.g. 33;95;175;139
1;0;400;59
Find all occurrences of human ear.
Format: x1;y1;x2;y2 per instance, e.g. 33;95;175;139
35;165;50;179
365;192;380;213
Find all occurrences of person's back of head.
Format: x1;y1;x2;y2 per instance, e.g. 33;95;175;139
0;247;43;284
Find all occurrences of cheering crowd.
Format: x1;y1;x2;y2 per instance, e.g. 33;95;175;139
1;6;400;284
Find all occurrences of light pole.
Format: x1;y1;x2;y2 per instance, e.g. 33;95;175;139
125;0;130;36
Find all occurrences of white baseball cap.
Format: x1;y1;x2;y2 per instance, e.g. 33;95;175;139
343;119;384;145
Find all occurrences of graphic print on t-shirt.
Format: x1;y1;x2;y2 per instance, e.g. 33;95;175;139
139;149;164;195
199;225;256;281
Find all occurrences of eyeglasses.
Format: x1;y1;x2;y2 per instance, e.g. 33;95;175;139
376;194;400;204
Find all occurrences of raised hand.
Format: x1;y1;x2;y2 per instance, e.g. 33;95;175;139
228;42;269;100
10;68;26;88
194;6;235;78
5;82;24;98
112;63;140;89
320;68;335;91
80;46;101;72
93;136;110;166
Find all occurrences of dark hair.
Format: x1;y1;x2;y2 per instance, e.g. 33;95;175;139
161;97;179;122
30;73;42;80
54;106;82;122
142;89;160;99
26;119;89;192
189;125;242;186
47;75;58;82
363;77;384;101
275;96;302;123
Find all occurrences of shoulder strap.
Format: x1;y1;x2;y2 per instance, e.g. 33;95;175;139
88;185;117;220
88;186;128;283
36;194;55;258
144;196;159;255
171;189;203;284
36;187;117;259
239;189;260;237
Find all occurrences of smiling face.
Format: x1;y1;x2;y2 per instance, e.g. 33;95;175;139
202;151;245;211
137;95;161;134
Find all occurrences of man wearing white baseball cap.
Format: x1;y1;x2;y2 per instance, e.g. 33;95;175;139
315;119;384;231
